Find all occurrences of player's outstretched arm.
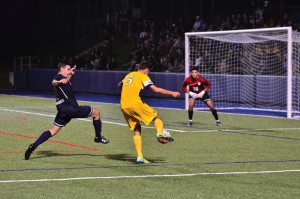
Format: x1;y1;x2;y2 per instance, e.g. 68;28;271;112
66;65;76;82
117;81;123;88
150;85;180;98
52;80;61;87
52;65;76;87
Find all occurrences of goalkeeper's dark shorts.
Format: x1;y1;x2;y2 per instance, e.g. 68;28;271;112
189;92;211;102
54;105;92;127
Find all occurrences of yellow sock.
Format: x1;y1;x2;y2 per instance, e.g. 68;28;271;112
133;135;143;158
154;118;163;135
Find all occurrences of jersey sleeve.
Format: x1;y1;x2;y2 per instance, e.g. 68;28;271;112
181;78;189;93
53;74;63;81
141;74;153;89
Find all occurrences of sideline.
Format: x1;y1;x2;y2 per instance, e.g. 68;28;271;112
2;107;300;135
1;169;300;183
0;108;186;133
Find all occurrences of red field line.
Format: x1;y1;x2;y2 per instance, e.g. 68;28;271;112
0;116;28;121
0;150;85;154
0;131;98;151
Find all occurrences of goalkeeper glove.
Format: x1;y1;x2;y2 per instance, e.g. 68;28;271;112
188;91;197;98
196;91;205;98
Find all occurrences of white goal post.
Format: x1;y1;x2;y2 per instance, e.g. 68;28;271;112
185;27;300;118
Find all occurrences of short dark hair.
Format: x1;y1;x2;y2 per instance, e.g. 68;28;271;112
190;66;199;72
58;63;67;70
138;61;151;70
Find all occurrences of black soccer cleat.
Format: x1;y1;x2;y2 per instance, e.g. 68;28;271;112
24;143;36;160
216;120;222;126
186;121;193;127
94;136;109;144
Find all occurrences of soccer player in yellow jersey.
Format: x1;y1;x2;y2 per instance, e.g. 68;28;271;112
118;61;180;164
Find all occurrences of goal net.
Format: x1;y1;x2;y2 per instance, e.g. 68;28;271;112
185;27;300;118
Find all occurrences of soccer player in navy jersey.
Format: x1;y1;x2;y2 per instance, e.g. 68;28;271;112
25;64;109;160
181;67;221;127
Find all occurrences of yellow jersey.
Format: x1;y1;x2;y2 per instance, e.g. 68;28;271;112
120;71;153;109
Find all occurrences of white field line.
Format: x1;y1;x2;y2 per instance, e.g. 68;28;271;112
0;108;185;133
1;169;300;183
0;107;300;133
1;108;300;133
256;128;300;131
4;93;300;120
0;94;183;110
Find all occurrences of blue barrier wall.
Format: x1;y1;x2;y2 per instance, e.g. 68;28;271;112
13;69;288;104
14;69;187;98
14;71;28;89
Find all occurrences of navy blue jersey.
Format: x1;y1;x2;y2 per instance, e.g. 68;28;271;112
52;74;92;127
53;74;78;108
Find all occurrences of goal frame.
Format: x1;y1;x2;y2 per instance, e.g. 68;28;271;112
184;27;293;118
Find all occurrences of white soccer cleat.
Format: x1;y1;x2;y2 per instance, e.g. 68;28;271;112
157;129;174;144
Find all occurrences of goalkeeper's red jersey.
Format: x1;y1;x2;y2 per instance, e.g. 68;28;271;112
181;75;211;94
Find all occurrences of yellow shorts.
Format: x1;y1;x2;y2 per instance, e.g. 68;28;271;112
122;103;158;130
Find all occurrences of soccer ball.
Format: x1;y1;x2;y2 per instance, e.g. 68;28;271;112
157;129;174;144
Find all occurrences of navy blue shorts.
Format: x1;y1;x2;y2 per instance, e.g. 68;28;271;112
189;92;211;102
54;105;92;127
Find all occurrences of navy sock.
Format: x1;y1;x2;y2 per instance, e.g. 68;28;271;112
33;130;52;148
188;111;193;120
93;119;102;137
212;109;219;120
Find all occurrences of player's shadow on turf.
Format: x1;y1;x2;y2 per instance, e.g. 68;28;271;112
30;150;104;160
31;151;167;164
163;122;193;128
105;153;167;164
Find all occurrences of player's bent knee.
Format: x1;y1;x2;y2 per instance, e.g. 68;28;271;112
49;126;61;136
92;107;100;119
134;123;141;132
153;115;162;121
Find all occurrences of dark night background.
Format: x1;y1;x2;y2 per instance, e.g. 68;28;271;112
0;0;299;72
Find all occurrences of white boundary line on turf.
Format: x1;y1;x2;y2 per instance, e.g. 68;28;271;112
1;169;300;183
4;93;299;120
0;108;186;133
256;127;300;131
1;107;300;133
0;94;183;110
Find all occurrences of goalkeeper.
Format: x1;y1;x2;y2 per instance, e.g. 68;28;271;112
181;67;221;127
